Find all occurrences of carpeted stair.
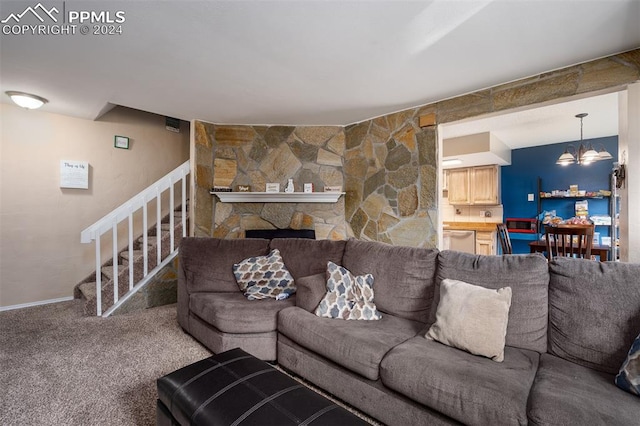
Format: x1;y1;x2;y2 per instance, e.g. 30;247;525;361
74;207;187;316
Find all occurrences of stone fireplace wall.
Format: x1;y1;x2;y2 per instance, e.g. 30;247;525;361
192;49;639;248
193;123;347;240
344;109;438;247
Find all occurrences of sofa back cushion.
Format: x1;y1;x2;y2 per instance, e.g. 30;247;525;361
548;257;640;374
269;238;346;280
341;239;438;323
180;237;270;293
433;251;549;353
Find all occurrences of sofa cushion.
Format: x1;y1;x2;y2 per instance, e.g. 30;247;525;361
528;353;640;425
295;273;326;312
548;257;640;374
233;249;296;300
341;239;438;323
433;251;548;353
190;292;295;334
426;278;512;362
616;332;640;396
180;238;271;293
315;262;382;321
269;238;346;280
380;336;539;426
278;306;423;380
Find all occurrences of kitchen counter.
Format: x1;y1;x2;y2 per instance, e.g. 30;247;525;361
443;221;499;232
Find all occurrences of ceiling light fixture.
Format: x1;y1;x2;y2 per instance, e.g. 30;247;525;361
442;158;462;166
5;91;48;109
556;113;612;166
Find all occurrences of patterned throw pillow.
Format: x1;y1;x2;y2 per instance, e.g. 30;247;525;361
314;261;381;320
615;333;640;397
233;249;296;301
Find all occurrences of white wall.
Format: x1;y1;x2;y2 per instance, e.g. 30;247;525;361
0;105;190;308
618;83;640;262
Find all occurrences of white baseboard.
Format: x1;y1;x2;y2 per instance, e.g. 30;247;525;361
0;296;74;312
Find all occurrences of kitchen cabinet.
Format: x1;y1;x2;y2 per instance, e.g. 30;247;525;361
447;165;499;205
443;222;498;255
475;231;496;255
447;168;470;204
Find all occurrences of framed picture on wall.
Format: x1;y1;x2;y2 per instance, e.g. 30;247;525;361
114;135;130;149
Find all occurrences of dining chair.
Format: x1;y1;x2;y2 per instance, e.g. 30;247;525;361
496;223;513;254
544;224;594;261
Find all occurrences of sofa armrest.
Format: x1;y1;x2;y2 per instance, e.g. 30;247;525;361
296;273;327;312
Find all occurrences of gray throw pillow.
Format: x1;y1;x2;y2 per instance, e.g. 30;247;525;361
426;279;512;362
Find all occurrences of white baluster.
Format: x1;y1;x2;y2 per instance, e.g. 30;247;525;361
182;170;187;237
169;178;175;251
143;200;148;277
95;233;102;316
112;220;118;304
128;212;134;291
156;186;161;265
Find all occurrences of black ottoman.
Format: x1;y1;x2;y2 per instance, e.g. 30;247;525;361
157;348;370;425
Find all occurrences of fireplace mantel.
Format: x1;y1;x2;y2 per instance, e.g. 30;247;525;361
210;191;344;203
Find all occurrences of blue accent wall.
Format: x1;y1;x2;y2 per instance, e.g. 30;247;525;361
501;136;617;254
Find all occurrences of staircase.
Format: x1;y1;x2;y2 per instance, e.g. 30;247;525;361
76;160;190;316
74;207;187;316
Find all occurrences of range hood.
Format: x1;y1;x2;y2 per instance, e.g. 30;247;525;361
442;132;511;169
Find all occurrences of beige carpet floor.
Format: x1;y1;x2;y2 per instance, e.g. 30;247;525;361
0;301;212;425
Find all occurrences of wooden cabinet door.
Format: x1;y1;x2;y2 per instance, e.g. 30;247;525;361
447;168;470;204
471;165;498;205
475;231;496;255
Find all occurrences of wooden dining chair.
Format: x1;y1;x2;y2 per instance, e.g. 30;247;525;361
544;224;594;261
496;223;513;254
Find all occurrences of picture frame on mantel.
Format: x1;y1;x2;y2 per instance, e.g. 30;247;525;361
114;135;130;149
265;183;280;193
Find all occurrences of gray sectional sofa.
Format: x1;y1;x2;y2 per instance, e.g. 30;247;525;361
177;237;640;425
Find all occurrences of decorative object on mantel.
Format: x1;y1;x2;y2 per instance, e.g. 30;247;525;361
266;183;280;193
235;185;251;192
212;186;232;192
304;183;313;193
285;178;294;193
324;185;342;192
556;113;613;166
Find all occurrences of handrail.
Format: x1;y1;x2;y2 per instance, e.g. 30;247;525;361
80;160;190;316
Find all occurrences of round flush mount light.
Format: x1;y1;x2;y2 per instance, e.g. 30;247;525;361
5;91;48;109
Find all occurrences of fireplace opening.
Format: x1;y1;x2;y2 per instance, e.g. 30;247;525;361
245;229;316;240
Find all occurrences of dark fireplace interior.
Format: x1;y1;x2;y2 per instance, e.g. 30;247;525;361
245;229;316;240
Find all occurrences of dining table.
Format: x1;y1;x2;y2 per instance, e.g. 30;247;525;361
528;240;610;262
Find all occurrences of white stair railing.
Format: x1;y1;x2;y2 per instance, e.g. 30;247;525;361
81;160;190;316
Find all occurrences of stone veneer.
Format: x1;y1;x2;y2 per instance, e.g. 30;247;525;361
344;114;437;247
193;49;640;248
194;124;348;240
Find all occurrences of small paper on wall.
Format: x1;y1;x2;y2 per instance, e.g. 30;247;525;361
60;160;89;189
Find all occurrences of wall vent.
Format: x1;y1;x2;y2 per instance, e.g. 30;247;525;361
165;117;180;133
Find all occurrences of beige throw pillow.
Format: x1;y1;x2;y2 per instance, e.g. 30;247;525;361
426;279;512;362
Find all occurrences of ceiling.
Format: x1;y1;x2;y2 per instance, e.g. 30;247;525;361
441;92;622;148
1;1;639;136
